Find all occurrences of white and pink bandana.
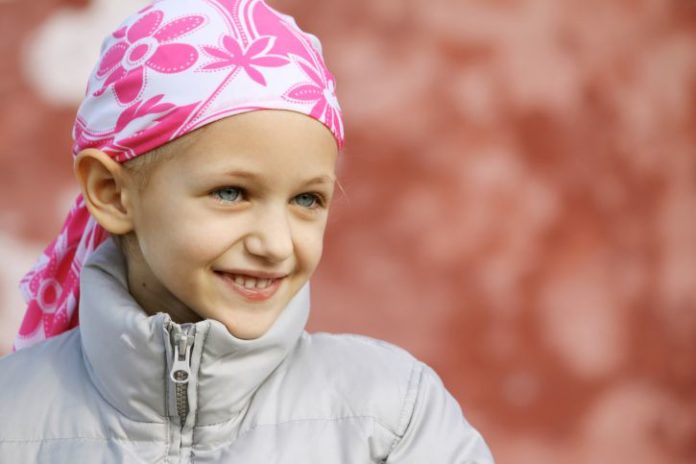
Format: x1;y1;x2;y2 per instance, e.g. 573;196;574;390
15;0;344;350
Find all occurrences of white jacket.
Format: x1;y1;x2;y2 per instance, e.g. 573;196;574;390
0;239;494;463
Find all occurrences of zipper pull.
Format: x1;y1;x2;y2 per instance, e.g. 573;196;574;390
169;323;196;384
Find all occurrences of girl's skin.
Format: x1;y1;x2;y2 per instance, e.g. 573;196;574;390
74;110;338;339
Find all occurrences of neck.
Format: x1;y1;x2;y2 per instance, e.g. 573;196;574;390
127;264;202;324
121;235;202;324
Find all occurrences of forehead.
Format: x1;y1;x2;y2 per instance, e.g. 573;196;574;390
154;110;338;180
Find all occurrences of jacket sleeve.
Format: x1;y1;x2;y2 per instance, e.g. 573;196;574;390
385;362;495;463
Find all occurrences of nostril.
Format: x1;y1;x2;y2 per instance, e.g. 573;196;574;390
244;232;293;263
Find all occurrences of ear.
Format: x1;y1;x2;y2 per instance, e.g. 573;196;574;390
74;149;135;235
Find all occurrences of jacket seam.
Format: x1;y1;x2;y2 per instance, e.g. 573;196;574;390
192;410;243;428
164;418;171;464
386;360;423;456
397;359;423;436
193;415;398;449
189;323;212;460
0;437;165;444
192;323;212;430
162;321;172;464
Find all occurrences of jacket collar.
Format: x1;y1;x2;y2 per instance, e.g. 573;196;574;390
79;237;310;425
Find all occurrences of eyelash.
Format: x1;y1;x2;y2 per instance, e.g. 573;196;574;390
210;187;326;209
211;187;244;204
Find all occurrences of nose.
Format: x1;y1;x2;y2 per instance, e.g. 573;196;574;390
244;205;294;263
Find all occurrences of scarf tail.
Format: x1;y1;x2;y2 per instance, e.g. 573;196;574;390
14;195;110;351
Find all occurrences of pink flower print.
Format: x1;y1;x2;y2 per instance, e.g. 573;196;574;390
202;35;289;86
94;10;205;104
114;94;176;133
283;57;344;142
116;100;199;161
16;196;108;350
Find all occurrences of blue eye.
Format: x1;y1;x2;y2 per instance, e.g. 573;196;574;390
293;193;321;209
212;187;242;203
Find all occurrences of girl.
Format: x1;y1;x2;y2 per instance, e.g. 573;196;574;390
0;0;494;462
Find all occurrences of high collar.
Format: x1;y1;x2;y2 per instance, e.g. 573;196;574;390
79;237;310;425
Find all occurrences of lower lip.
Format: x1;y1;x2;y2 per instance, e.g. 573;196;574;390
216;273;284;302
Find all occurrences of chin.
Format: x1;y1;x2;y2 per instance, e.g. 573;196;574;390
224;324;272;340
215;309;281;340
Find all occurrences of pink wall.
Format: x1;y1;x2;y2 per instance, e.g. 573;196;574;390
1;0;695;462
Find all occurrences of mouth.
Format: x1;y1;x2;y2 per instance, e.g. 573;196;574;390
214;271;286;302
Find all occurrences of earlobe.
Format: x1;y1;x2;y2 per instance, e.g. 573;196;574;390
74;149;135;235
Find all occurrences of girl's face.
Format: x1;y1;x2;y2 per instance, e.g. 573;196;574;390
123;110;338;339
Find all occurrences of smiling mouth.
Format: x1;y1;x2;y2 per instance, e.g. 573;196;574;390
215;271;285;301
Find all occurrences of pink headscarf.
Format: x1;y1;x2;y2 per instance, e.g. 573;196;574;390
15;0;344;350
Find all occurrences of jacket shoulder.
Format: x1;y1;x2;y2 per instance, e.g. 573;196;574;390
269;332;423;437
0;329;82;395
0;330;109;441
294;334;495;463
306;331;419;379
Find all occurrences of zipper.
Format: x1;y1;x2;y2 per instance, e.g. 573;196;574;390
169;322;196;426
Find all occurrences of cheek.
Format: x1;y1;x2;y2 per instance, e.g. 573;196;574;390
137;201;230;268
148;221;235;266
295;222;327;270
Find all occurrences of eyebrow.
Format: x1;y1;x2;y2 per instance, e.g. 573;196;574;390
304;174;336;185
220;170;335;185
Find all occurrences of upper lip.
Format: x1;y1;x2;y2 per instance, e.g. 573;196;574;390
215;269;289;280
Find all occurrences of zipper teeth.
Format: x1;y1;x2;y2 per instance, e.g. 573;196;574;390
169;322;196;426
175;377;189;424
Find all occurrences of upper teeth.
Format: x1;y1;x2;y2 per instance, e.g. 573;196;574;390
232;275;273;289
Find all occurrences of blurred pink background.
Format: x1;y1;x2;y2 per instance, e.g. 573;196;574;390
1;0;695;462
